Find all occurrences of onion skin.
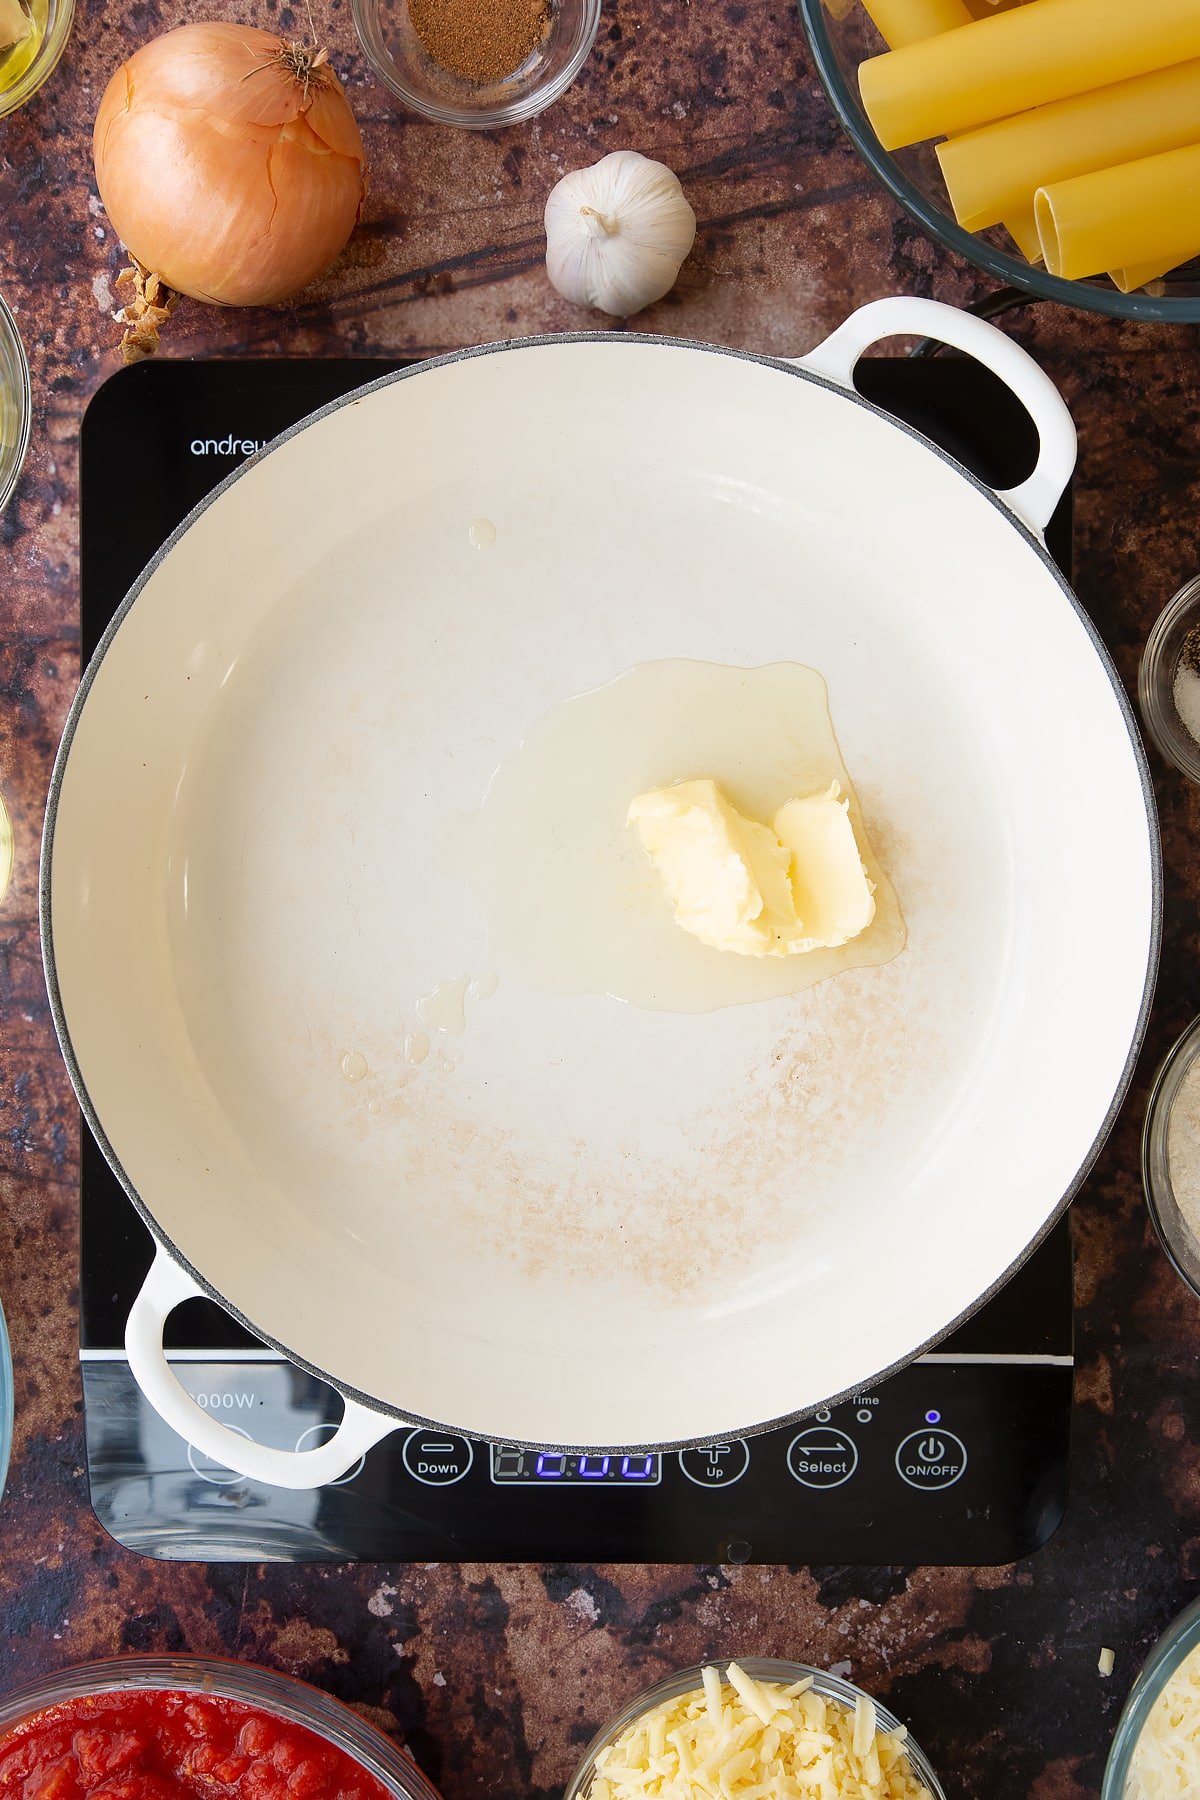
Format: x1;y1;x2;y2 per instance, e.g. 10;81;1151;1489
94;23;367;307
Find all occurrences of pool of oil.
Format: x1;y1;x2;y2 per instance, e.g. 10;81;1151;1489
460;659;906;1013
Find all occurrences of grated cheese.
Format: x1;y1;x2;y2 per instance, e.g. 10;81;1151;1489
1129;1640;1200;1800
588;1663;934;1800
1099;1648;1116;1678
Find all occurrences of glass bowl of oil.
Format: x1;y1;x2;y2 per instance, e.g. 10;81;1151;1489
0;291;30;515
0;0;74;118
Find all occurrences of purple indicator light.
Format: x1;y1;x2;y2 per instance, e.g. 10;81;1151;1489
579;1455;610;1479
536;1453;565;1478
621;1456;654;1480
925;1410;941;1425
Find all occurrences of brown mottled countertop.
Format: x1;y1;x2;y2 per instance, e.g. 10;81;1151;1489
2;1;1200;1796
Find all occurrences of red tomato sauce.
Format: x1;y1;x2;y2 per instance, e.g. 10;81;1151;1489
0;1691;397;1800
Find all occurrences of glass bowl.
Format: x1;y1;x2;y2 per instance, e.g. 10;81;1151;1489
1139;575;1200;785
351;0;601;128
0;1290;11;1504
795;0;1200;322
0;0;75;120
564;1659;946;1800
0;1657;443;1800
0;291;30;516
1102;1596;1200;1798
1142;1015;1200;1303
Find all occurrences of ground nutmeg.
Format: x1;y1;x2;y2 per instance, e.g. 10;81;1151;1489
409;0;552;85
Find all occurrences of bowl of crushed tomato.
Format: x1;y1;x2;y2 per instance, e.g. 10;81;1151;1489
0;1659;442;1800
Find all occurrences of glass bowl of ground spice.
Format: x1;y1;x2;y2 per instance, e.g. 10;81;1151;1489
1139;574;1200;785
351;0;600;128
0;289;30;517
1143;1016;1200;1303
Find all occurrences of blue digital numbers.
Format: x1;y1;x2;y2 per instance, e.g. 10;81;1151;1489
490;1447;662;1486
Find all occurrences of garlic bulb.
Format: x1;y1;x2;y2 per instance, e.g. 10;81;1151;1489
544;150;697;318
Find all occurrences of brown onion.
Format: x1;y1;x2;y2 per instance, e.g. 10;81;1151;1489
93;22;367;308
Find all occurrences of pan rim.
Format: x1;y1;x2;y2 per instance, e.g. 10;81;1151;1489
42;331;1162;1453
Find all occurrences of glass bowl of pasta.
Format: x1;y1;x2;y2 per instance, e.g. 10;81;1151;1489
797;0;1200;321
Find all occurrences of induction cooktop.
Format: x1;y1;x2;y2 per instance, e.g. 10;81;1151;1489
78;353;1075;1565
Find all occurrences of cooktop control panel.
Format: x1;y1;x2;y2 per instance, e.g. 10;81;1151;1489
81;1127;1073;1566
81;1335;1070;1564
79;356;1075;1567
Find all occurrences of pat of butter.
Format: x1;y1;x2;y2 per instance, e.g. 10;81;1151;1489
626;779;798;958
775;785;877;950
627;777;875;959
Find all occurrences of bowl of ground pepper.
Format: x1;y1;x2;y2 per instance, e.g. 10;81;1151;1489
351;0;601;127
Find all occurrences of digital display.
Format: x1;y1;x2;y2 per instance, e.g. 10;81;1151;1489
490;1448;662;1486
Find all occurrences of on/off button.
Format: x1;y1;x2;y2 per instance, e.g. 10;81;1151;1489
895;1429;967;1491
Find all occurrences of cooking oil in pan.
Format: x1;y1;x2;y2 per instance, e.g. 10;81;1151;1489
461;659;905;1014
416;974;472;1034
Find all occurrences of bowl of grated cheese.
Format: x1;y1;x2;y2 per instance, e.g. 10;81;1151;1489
1103;1598;1200;1800
563;1658;945;1800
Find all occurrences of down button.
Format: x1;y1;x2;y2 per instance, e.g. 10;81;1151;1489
402;1429;475;1486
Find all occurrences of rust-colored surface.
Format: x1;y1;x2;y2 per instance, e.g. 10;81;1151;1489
1;1;1199;1796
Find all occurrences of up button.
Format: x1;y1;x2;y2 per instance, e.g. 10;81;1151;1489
895;1428;967;1491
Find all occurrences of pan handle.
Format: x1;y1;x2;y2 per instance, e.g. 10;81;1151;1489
796;296;1077;537
125;1247;401;1490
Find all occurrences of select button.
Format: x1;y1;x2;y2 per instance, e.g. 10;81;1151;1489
402;1429;475;1487
786;1426;858;1489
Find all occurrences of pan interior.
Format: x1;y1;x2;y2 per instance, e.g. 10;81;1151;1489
49;342;1154;1446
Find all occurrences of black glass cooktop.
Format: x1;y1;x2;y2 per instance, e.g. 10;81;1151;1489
78;353;1075;1564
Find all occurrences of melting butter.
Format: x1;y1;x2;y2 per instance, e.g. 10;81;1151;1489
462;659;905;1014
628;778;874;958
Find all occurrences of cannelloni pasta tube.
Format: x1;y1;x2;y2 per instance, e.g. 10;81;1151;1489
936;59;1200;231
1035;140;1200;280
860;0;1200;150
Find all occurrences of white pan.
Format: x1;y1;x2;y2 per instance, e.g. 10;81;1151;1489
43;298;1158;1488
